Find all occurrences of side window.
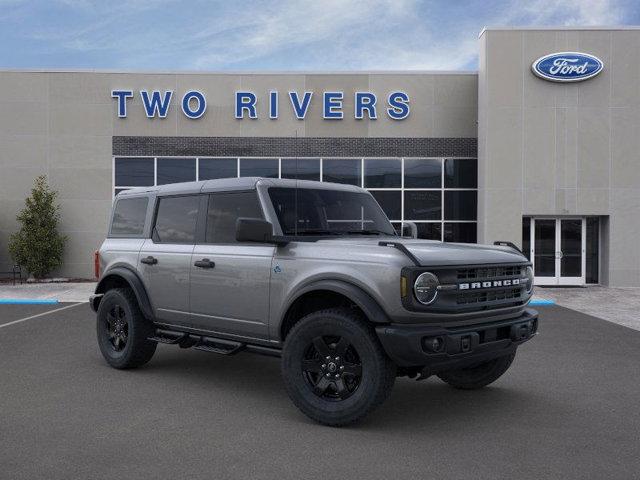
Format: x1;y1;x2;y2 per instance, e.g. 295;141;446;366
153;195;200;243
110;197;148;236
206;192;263;243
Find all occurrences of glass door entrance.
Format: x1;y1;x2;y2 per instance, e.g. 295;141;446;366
529;218;586;286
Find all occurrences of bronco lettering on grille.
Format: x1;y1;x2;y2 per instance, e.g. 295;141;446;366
458;279;520;290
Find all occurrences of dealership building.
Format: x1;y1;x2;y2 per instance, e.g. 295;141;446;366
0;26;639;286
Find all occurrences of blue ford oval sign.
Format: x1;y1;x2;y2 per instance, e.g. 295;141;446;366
532;52;604;82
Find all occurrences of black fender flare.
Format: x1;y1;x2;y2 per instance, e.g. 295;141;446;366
94;266;154;320
283;279;390;326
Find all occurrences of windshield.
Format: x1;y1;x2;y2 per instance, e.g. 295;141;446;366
268;187;396;236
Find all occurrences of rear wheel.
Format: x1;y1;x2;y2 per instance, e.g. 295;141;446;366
437;352;516;390
96;288;157;369
281;308;396;426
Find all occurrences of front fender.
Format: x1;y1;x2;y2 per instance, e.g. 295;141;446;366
282;279;390;325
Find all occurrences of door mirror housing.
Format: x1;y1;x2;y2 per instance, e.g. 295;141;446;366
236;218;277;243
401;221;418;239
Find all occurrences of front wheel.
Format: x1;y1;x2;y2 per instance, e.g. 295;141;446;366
437;352;516;390
281;308;396;426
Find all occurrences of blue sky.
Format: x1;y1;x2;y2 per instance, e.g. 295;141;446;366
0;0;638;71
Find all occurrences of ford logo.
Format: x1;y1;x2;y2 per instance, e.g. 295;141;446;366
531;52;603;82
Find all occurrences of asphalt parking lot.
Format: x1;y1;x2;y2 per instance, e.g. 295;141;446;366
1;303;639;480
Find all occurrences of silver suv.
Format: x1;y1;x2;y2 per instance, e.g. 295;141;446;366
91;177;537;426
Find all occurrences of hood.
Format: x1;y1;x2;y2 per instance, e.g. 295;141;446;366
313;237;528;266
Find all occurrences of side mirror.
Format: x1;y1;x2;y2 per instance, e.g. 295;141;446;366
401;221;418;239
236;218;275;243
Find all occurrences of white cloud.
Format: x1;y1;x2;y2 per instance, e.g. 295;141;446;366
10;0;632;70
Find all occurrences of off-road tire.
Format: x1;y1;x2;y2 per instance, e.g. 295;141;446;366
96;288;157;369
281;308;396;426
437;352;516;390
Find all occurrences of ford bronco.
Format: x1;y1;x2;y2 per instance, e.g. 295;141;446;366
91;178;537;426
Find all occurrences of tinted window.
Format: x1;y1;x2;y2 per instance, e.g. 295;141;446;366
404;191;441;220
444;191;477;220
115;158;154;187
322;159;361;186
370;191;401;220
404;159;441;188
157;158;196;185
281;158;320;181
444;223;477;243
110;197;148;236
364;159;401;188
240;158;279;178
206;192;263;243
444;159;477;188
269;188;395;236
199;158;237;180
154;195;199;243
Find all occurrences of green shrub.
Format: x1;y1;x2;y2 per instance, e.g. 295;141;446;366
9;176;67;279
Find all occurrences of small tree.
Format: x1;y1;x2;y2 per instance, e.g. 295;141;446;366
9;176;67;279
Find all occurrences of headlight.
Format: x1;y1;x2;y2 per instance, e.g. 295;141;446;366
525;266;534;294
414;272;439;305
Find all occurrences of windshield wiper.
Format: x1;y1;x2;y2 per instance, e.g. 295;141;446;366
288;229;346;236
344;229;393;236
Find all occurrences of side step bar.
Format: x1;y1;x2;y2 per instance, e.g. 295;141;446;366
148;328;281;358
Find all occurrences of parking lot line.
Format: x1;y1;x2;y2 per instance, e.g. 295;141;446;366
0;302;84;329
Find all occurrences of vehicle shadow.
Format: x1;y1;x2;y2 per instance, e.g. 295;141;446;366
131;346;559;432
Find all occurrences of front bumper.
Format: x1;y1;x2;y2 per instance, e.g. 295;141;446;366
376;308;538;370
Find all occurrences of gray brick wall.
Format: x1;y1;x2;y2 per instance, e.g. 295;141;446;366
113;136;477;158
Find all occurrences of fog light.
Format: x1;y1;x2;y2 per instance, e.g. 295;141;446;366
423;336;445;353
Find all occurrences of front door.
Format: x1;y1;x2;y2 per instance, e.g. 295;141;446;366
189;191;274;340
530;218;586;286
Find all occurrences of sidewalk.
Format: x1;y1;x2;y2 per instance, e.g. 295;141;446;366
534;286;640;331
0;282;96;303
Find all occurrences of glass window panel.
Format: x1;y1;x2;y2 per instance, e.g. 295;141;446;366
364;158;401;188
114;188;130;196
444;191;477;220
115;158;154;187
444;223;477;243
404;191;441;220
322;159;361;186
157;158;196;185
444;159;477;188
110;197;148;236
534;219;556;277
370;191;401;220
522;217;531;261
153;195;199;243
240;158;279;178
199;158;237;180
391;222;402;236
586;217;599;284
560;219;582;277
206;192;264;244
404;158;441;188
281;158;320;181
416;223;442;241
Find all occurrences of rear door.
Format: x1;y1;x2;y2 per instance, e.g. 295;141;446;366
189;191;274;340
139;194;201;326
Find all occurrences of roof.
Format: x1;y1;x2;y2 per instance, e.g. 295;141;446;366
117;177;364;197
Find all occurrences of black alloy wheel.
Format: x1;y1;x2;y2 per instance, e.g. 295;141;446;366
302;335;363;401
105;304;129;352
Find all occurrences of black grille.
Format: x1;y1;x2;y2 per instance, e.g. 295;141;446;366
457;287;523;305
457;266;523;281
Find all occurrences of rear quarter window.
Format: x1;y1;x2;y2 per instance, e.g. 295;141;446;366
110;197;149;236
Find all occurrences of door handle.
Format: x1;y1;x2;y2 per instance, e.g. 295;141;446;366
140;256;158;265
194;258;215;269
